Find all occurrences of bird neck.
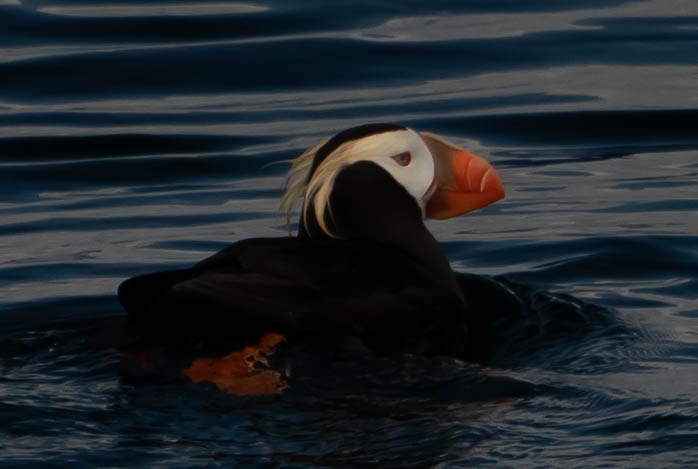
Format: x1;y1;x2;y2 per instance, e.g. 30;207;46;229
299;161;463;301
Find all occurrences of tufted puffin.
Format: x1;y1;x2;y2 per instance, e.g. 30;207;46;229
118;123;505;390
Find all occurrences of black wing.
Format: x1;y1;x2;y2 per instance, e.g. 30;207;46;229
119;238;467;355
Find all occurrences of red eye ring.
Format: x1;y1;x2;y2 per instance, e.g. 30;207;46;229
391;151;411;167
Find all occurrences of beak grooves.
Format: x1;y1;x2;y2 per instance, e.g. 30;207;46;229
419;132;505;220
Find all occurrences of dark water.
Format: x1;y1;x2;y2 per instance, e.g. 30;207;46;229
1;0;698;467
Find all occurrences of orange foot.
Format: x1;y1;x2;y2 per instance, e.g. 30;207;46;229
182;333;288;396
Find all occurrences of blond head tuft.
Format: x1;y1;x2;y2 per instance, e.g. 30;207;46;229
280;134;402;237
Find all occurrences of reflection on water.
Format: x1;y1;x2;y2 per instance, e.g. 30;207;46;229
1;0;698;467
38;2;268;17
356;0;698;40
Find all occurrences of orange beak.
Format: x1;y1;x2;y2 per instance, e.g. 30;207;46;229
419;132;505;220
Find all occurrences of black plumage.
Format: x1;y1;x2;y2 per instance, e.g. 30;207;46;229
120;161;469;356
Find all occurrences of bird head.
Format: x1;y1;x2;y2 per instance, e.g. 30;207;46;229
281;124;504;238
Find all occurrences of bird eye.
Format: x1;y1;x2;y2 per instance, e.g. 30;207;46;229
391;152;412;167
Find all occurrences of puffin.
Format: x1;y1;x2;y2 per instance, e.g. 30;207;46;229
118;123;505;370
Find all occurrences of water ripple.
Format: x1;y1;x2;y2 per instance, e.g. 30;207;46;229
1;0;697;467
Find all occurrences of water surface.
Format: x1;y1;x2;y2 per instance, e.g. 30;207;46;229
1;0;698;467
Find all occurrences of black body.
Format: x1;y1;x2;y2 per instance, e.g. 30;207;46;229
120;154;470;356
120;237;467;356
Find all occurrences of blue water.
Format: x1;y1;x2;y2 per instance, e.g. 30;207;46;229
1;0;698;467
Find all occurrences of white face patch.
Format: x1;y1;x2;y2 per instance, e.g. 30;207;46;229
347;128;435;214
